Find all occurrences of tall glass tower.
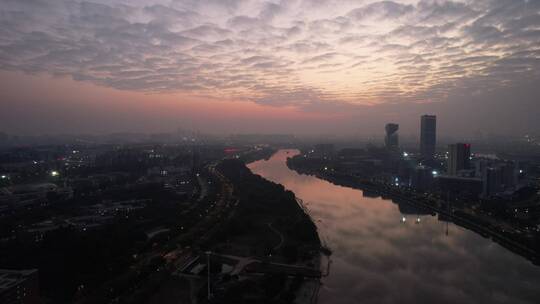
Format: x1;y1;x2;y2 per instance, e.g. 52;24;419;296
385;123;399;150
420;115;436;158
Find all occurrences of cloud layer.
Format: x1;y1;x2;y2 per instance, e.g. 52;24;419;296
1;0;539;109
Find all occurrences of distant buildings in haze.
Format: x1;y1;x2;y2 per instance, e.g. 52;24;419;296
448;143;471;175
420;115;437;158
392;114;524;200
410;165;434;191
480;160;519;198
385;123;399;150
313;144;335;159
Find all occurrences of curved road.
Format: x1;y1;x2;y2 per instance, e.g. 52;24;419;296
267;222;284;252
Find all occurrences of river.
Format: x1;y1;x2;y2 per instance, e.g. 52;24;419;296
248;149;540;304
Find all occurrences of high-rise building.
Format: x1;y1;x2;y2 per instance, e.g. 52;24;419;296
447;143;471;175
385;123;399;150
475;159;489;177
482;167;503;198
500;161;518;188
410;165;434;191
420;115;436;158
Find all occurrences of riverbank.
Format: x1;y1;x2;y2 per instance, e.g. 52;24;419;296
193;158;323;303
287;154;540;265
237;147;277;163
249;149;540;304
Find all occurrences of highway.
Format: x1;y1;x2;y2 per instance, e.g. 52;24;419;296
200;252;322;278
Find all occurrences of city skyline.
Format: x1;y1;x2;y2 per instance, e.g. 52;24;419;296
2;2;540;303
1;0;540;136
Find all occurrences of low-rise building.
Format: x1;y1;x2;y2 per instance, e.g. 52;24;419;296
437;175;483;199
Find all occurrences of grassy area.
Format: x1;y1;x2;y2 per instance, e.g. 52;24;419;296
213;159;320;262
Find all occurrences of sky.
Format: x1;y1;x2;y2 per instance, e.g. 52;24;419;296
0;0;539;137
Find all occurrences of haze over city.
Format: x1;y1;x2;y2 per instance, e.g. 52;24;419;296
1;0;539;137
2;1;540;304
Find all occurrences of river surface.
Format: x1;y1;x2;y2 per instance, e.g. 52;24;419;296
248;149;540;304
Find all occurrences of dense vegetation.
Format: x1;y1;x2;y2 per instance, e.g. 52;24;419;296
199;159;321;303
215;159;320;261
237;147;276;164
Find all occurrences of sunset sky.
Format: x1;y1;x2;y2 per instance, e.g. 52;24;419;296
1;0;539;137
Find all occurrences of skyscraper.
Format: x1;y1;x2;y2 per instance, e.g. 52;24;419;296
447;143;471;175
410;165;434;191
385;123;399;150
420;115;436;158
500;161;518;188
482;167;503;198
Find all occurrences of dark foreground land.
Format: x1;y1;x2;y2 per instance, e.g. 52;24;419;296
199;159;322;303
1;145;323;304
216;159;321;258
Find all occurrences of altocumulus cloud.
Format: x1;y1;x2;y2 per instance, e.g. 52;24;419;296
0;0;539;109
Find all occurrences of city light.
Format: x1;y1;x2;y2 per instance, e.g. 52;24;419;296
0;1;539;302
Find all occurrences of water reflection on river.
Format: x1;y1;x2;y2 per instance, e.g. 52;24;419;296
248;149;540;304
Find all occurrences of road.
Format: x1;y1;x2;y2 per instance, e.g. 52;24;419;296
203;252;322;278
267;222;284;252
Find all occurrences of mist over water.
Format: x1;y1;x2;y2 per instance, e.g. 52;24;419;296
248;150;540;304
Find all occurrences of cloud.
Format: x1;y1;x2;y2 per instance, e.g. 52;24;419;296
347;1;414;20
0;0;539;114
